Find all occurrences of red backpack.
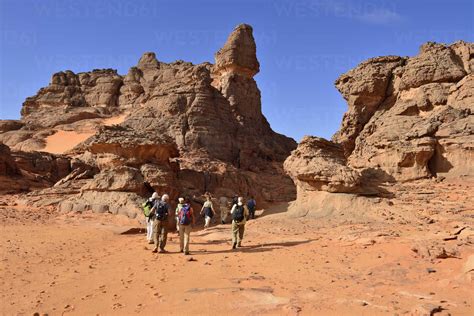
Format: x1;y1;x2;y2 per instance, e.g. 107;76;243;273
179;204;192;225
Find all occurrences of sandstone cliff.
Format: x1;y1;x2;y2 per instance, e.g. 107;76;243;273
284;41;473;213
0;24;296;220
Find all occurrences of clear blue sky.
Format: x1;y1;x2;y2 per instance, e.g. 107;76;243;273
1;0;472;141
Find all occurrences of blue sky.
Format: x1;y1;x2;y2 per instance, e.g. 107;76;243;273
1;0;472;141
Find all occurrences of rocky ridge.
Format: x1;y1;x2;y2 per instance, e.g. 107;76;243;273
0;24;296;222
284;41;473;214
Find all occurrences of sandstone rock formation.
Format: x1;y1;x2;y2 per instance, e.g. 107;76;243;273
0;144;19;177
0;24;296;221
285;41;473;208
0;143;88;194
283;136;361;194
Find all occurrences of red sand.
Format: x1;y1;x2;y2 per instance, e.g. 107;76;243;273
42;130;95;155
1;203;472;315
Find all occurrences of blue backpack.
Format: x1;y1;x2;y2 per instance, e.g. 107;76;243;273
179;204;192;225
247;199;256;210
155;201;168;221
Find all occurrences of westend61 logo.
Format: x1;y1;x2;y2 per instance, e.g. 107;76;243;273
273;54;367;73
2;30;38;47
153;29;278;47
273;0;400;23
32;54;137;72
34;0;160;18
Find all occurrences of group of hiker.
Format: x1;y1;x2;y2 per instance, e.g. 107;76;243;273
142;192;257;255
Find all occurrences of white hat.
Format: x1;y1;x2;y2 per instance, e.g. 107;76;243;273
151;192;159;199
178;197;184;203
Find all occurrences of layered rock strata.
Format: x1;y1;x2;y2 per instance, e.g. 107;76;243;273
0;24;296;220
285;41;473;207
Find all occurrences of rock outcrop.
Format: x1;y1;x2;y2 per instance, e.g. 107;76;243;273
0;144;19;177
0;143;90;194
285;41;473;205
0;24;296;221
284;137;361;194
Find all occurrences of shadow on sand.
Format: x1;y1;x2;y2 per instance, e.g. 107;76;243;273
190;238;316;255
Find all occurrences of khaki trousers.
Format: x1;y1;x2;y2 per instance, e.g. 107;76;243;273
231;220;245;245
153;219;168;250
179;224;192;253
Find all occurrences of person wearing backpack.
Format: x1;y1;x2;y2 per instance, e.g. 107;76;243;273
151;194;170;253
178;197;195;255
175;197;184;232
200;195;215;228
143;192;160;244
219;196;229;224
230;196;249;249
247;196;256;220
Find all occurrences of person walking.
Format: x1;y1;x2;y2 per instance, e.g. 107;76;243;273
200;195;215;228
143;192;160;244
151;194;170;253
230;196;249;249
175;197;184;232
247;196;256;220
231;195;238;207
219;196;228;224
178;197;195;255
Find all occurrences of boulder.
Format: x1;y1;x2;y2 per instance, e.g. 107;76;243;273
284;136;361;194
0;143;19;176
0;120;24;133
214;24;260;78
82;166;146;194
397;42;466;90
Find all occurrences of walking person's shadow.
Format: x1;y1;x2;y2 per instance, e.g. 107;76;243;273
191;239;316;255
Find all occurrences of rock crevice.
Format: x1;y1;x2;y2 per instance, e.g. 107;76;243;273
285;41;473;202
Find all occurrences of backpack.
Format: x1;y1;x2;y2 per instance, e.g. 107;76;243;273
247;199;256;210
142;200;153;217
232;205;245;222
179;204;192;225
155;201;168;221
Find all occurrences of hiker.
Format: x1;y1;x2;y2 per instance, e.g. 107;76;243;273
143;192;160;244
178;197;195;255
230;196;249;249
175;197;184;232
151;194;170;253
219;196;228;224
200;195;215;228
231;195;238;207
247;196;256;220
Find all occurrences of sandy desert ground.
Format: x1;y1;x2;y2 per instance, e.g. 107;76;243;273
1;178;473;315
41;114;128;155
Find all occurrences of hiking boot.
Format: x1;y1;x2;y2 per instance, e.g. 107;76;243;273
237;242;242;248
184;251;190;255
159;249;167;253
232;243;237;249
152;248;158;253
148;240;154;244
179;249;184;253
